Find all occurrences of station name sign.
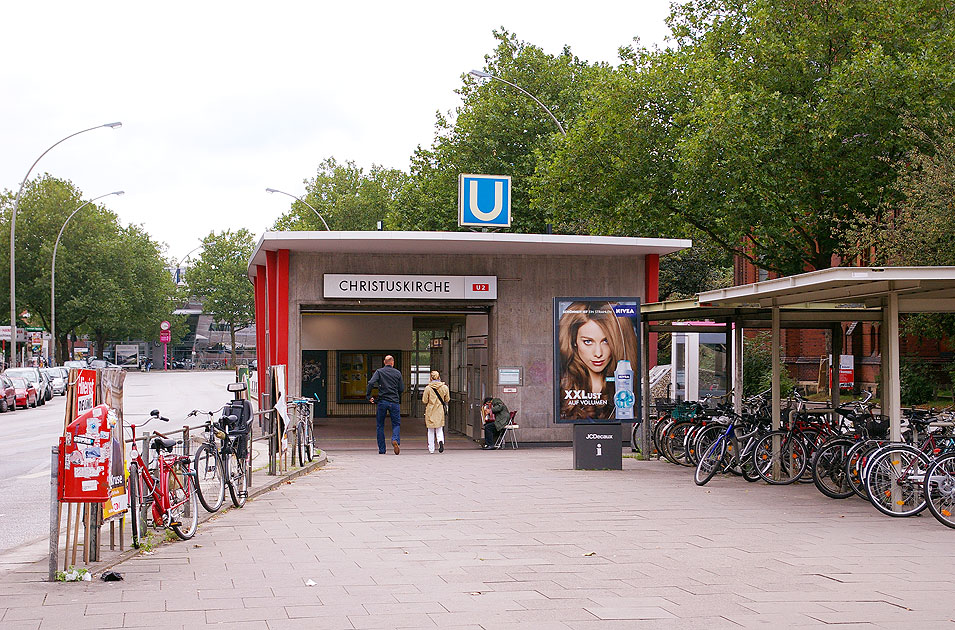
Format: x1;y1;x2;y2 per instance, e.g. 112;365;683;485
324;274;497;300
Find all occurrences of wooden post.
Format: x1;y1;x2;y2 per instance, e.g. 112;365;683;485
733;319;744;414
63;503;73;571
71;505;81;566
49;446;59;582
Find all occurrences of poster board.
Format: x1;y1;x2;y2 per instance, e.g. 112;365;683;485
553;298;642;424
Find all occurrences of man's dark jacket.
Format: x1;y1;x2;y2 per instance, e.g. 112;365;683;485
366;366;404;403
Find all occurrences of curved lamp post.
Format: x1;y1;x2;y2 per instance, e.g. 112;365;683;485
175;242;204;285
51;190;124;364
469;70;566;136
265;188;331;231
9;121;122;367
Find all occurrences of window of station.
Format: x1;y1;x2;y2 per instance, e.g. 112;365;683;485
337;351;401;403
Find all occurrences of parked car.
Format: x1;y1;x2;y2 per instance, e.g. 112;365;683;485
42;367;67;396
89;359;123;370
9;376;38;409
5;367;49;404
0;374;16;413
63;360;86;370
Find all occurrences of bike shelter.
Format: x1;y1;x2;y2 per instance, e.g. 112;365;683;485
638;266;955;456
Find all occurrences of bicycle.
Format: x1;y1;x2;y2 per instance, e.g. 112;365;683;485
190;382;255;512
126;410;199;546
287;396;316;465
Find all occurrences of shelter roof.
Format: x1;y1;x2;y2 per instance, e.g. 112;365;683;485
248;231;691;277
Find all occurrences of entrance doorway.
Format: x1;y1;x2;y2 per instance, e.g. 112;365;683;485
301;350;327;417
298;309;489;447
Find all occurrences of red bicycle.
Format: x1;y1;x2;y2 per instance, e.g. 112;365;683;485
127;410;199;545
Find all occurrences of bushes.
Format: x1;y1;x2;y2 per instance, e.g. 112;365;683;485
899;358;951;406
743;332;798;396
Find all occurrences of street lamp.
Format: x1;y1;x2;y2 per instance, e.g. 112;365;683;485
175;242;204;286
469;70;566;136
51;191;125;364
265;188;331;231
9;122;122;367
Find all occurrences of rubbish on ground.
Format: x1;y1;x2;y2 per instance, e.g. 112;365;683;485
100;571;124;582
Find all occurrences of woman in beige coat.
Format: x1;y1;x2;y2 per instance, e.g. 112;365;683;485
422;370;450;453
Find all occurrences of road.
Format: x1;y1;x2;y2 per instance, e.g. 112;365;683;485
0;370;235;557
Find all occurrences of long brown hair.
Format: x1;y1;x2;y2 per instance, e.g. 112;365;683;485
558;301;638;419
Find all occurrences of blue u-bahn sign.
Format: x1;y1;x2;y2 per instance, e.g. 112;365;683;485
458;174;511;228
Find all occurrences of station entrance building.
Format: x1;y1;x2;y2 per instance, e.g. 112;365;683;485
249;231;689;444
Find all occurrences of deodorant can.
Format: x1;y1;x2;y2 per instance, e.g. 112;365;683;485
613;360;635;420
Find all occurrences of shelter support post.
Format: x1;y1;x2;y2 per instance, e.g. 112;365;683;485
771;305;781;431
831;324;842;411
886;292;902;442
639;320;651;456
733;319;743;414
771;303;782;480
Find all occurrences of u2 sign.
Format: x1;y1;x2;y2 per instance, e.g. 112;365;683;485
458;174;511;228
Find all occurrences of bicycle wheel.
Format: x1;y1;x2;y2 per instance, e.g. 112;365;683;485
754;430;808;485
924;453;955;529
691;424;726;468
630;421;640;453
168;460;199;539
303;420;314;463
694;436;727;486
864;445;930;517
296;422;305;467
228;450;248;508
193;444;225;513
845;441;881;499
128;461;141;548
811;439;855;499
663;420;696;466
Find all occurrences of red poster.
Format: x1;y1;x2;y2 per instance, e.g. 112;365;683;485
59;404;112;502
75;368;97;416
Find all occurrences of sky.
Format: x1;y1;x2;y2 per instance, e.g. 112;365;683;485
1;1;676;261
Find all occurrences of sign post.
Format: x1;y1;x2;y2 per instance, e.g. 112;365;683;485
160;321;171;370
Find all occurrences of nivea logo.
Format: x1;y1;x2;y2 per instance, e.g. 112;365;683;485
613;304;638;316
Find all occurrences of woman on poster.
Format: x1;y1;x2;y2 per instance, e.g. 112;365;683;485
557;301;639;421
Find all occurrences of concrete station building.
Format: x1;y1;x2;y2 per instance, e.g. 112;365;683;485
248;231;689;443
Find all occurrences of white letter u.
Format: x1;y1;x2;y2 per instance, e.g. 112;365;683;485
468;180;503;221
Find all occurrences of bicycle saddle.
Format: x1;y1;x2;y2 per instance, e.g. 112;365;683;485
151;437;179;452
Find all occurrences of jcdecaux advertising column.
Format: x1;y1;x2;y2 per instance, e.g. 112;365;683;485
553;298;642;470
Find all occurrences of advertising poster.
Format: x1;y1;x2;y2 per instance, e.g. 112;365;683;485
554;298;642;424
115;344;139;368
99;368;127;522
75;368;97;416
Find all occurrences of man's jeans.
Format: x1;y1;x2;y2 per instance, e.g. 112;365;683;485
376;401;401;453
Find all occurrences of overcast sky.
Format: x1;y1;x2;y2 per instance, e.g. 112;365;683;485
1;1;675;260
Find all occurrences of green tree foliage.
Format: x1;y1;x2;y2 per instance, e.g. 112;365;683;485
392;29;606;233
272;158;407;231
743;332;797;396
186;229;255;368
0;175;177;362
842;112;955;340
535;0;955;274
659;241;733;301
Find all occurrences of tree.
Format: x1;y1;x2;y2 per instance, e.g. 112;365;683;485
272;158;407;231
842;111;955;339
186;229;255;368
534;0;955;274
0;175;178;362
392;29;605;233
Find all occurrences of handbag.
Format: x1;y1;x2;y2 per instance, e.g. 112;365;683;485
431;385;449;417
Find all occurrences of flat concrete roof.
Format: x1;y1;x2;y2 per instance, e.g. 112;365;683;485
248;230;691;277
698;266;955;312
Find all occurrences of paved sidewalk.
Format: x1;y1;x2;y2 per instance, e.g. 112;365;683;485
1;447;954;629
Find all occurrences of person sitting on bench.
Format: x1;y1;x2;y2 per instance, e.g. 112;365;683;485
481;397;509;449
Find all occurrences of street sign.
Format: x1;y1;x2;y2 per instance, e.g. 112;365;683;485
458;174;511;228
160;330;171;343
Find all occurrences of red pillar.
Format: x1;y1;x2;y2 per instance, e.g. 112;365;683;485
645;254;660;368
264;249;290;394
254;265;267;404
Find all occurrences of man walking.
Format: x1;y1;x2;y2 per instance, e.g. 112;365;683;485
367;355;405;454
